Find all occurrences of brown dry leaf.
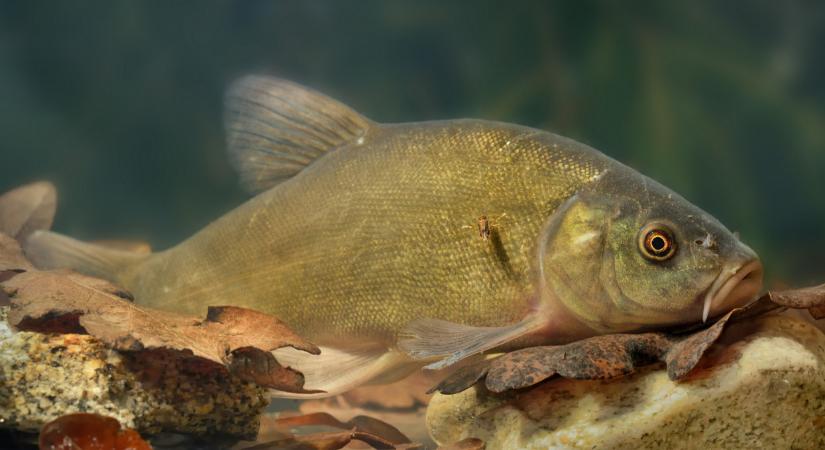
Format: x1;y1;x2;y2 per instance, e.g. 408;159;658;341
0;233;33;272
299;399;430;446
246;412;419;449
275;412;412;446
38;413;151;450
481;333;670;393
430;360;491;395
0;181;56;241
438;438;486;450
4;268;320;393
341;371;433;409
244;429;418;450
767;283;825;319
297;372;435;445
434;283;825;395
810;306;825;320
243;429;357;450
664;309;736;380
0;233;33;307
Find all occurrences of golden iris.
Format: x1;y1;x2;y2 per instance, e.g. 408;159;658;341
639;226;676;261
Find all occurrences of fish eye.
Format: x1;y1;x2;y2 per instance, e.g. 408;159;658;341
638;224;677;261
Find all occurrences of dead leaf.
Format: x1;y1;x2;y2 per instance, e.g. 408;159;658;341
300;402;431;447
664;309;735;380
0;233;33;272
38;413;151;450
482;333;671;393
245;412;420;449
438;438;486;450
275;412;412;445
432;304;778;394
0;181;56;241
4;269;319;392
0;234;33;307
430;360;491;395
341;372;433;409
767;283;825;318
243;429;358;450
243;429;409;450
810;306;825;320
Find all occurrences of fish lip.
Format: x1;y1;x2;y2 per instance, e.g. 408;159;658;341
701;259;764;323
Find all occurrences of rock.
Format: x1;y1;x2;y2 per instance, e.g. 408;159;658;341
0;307;269;440
427;314;825;449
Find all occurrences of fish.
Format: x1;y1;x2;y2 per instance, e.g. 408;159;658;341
25;76;764;397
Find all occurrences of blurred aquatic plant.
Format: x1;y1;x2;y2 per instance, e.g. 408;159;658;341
0;0;823;283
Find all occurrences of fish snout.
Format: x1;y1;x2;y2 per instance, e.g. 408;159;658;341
701;245;763;322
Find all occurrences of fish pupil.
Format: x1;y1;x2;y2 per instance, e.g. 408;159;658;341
651;235;667;251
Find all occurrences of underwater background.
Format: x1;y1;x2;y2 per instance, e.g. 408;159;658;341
0;1;823;286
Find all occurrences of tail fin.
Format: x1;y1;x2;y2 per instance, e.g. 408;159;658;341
25;230;148;285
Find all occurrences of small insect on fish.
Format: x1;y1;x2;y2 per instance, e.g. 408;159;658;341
25;76;764;398
477;215;492;241
463;213;507;241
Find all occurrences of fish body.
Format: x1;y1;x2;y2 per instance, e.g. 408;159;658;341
27;77;763;396
128;120;603;344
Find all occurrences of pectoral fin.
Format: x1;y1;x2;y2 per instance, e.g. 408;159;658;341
398;316;544;370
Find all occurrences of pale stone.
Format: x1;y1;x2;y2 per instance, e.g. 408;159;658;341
0;307;269;439
427;314;825;449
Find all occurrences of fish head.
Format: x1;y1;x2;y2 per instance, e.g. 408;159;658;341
539;173;763;334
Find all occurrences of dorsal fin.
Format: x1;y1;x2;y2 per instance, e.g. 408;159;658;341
224;76;373;194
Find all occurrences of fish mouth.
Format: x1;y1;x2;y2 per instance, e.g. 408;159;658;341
701;259;764;323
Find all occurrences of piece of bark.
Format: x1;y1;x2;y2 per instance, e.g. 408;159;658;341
0;182;56;242
4;268;319;393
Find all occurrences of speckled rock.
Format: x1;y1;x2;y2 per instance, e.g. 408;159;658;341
0;307;269;439
427;314;825;449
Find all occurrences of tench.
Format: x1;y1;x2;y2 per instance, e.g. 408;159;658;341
26;76;763;397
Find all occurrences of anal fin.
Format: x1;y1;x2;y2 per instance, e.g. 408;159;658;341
268;345;411;399
398;316;544;370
